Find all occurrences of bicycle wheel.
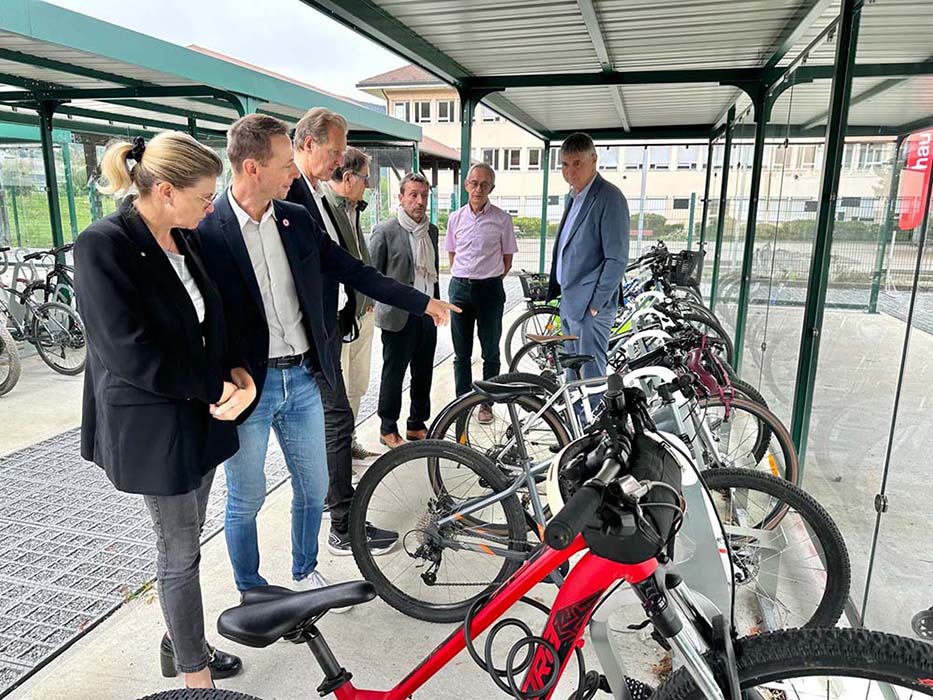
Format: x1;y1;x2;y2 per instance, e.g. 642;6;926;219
503;306;561;366
31;301;85;375
350;440;528;623
136;691;263;700
651;628;933;700
696;396;798;485
509;339;560;379
700;468;849;633
0;321;21;396
429;388;572;522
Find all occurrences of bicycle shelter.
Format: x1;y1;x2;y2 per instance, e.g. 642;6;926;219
300;0;933;639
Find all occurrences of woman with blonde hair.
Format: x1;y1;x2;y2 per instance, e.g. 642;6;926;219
74;132;255;689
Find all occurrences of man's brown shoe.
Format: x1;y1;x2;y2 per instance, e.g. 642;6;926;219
406;428;428;441
379;432;406;449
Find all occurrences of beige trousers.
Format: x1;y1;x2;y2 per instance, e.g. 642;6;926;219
340;309;376;420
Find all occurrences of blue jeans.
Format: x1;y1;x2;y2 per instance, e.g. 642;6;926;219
561;289;618;381
223;362;328;592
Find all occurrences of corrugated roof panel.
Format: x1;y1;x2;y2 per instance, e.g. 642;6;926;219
380;0;601;75
499;86;621;131
600;0;813;70
621;84;740;126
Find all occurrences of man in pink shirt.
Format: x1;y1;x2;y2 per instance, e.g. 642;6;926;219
446;163;518;422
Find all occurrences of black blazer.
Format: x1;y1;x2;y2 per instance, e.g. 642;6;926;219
197;191;430;422
74;201;241;496
285;177;352;336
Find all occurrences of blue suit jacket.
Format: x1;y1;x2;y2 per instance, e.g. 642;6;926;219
547;174;630;322
197;192;429;422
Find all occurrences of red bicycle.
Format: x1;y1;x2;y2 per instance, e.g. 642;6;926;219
138;378;933;700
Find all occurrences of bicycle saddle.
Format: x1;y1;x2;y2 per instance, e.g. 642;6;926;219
526;334;578;345
218;581;376;647
557;353;594;372
472;379;542;402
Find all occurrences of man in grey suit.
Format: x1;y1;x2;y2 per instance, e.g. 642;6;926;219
370;173;442;448
546;132;630;380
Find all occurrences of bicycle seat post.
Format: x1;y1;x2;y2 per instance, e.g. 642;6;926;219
294;624;353;696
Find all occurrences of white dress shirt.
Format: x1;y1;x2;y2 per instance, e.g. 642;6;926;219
304;173;349;311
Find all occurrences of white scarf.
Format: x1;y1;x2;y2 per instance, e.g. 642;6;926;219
397;207;437;286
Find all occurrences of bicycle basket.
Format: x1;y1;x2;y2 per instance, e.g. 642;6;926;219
518;272;550;302
671;250;705;286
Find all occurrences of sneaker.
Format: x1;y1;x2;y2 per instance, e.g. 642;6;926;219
351;442;380;461
293;569;351;614
477;403;495;425
328;523;399;557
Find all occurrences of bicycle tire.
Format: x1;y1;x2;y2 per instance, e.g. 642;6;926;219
729;377;768;409
0;321;21;396
508;339;562;379
697;396;798;485
700;468;849;631
136;691;263;700
651;628;933;700
504;306;561;366
350;440;528;623
680;312;734;366
31;300;85;375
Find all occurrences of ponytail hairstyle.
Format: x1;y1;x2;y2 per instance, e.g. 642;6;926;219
97;132;223;198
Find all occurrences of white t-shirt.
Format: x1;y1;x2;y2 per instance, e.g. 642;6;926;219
164;250;206;324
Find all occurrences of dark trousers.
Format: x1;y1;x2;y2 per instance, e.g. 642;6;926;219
313;331;355;534
143;469;214;673
448;276;506;397
378;314;437;435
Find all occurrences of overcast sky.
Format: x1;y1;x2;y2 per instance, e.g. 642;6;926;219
44;0;408;103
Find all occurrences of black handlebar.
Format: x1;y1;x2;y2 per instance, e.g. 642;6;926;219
21;243;73;262
545;483;603;550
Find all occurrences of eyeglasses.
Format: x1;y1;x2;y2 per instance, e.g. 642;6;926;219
466;180;493;191
353;172;371;186
193;192;215;210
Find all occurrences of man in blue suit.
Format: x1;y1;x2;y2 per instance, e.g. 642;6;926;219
547;132;630;380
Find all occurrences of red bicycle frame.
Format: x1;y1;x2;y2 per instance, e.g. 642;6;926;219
333;536;658;700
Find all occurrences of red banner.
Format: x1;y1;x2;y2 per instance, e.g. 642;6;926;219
898;130;932;231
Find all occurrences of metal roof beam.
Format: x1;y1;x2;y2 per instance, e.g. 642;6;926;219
0;46;145;87
54;105;227;136
0;85;238;102
893;115;933;136
467;68;762;91
762;0;836;73
299;0;471;86
481;93;550;141
576;0;630;132
549;125;719;141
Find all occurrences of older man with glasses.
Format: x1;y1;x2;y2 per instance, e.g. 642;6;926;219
446;163;518;422
321;147;379;462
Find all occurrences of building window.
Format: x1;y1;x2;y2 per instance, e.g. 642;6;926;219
648;146;671;170
676;146;699;170
797;145;817;170
528;148;542;171
500;196;521;215
482;148;500;170
414;101;431;124
393;101;410;122
437;100;455;123
550;146;561;171
597;146;619;171
859;143;889;170
503;148;522;171
771;144;790;169
672;197;691;210
481;105;500;122
624;146;645;170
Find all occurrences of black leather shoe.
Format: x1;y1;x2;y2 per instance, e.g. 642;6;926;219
160;633;243;679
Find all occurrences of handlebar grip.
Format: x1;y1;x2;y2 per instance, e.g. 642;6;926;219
22;251;42;261
545;484;602;550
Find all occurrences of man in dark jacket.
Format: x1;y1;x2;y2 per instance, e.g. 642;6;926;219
197;114;457;603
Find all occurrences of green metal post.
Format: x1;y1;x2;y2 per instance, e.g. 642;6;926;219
539;140;551;273
709;108;735;312
412;141;419;173
790;0;864;461
732;92;772;372
868;135;906;313
458;91;476;210
698;139;715;250
686;192;696;250
10;187;21;245
38;100;66;249
187;116;198;138
61;141;79;241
